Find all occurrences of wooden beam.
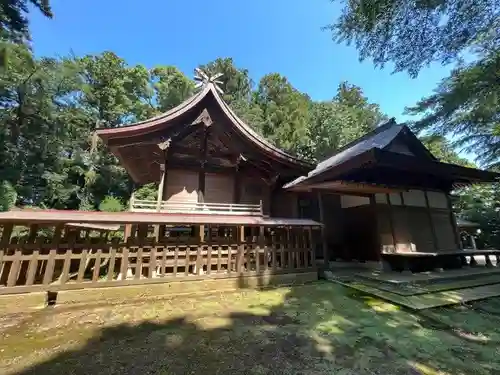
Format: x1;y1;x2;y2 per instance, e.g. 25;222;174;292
234;163;241;204
108;121;201;148
172;145;235;159
193;108;213;127
291;181;407;194
210;124;288;176
198;128;209;203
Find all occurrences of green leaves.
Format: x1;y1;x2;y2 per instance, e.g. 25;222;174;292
0;181;17;211
151;66;194;112
255;73;311;156
307;83;387;161
0;0;52;43
198;58;253;104
327;0;499;77
454;183;500;249
0;48;390;212
99;196;125;212
328;0;500;171
77;51;151;127
407;52;500;168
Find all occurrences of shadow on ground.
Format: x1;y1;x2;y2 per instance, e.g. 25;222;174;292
2;274;499;375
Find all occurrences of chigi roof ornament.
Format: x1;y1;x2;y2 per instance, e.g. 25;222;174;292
194;68;224;94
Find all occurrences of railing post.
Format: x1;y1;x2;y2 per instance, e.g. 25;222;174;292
129;192;135;211
259;200;263;216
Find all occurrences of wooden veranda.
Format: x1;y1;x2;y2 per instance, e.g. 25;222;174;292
0;210;320;295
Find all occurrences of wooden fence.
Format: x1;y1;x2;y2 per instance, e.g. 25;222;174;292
0;222;317;295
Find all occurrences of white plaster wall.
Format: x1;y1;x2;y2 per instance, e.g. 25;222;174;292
426;191;448;209
340;195;370;208
402;190;427;207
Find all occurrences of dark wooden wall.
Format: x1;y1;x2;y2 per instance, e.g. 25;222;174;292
375;190;460;254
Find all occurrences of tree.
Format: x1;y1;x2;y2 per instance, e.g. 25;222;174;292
150;66;194;112
0;181;17;211
133;183;158;201
419;135;474;167
407;52;500;168
327;1;499;169
307;83;387;161
254;73;311;157
327;0;499;77
1;0;52;42
454;183;500;249
77;52;151;127
198;58;253;104
0;42;84;207
99;196;125;212
333;82;386;142
198;58;265;131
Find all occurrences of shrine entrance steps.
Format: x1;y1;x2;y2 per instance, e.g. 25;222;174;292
324;266;500;310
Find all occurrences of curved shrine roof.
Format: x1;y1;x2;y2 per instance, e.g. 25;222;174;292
97;83;313;183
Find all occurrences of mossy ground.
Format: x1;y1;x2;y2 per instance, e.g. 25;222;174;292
1;281;499;375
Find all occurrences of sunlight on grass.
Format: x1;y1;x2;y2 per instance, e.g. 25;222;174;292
363;297;400;312
2;283;500;375
407;361;446;375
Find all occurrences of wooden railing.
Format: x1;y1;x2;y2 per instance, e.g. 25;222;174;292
130;196;263;216
0;223;317;294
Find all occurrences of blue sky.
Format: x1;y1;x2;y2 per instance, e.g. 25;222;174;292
30;0;454;123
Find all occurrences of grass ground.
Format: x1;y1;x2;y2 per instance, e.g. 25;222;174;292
1;281;499;375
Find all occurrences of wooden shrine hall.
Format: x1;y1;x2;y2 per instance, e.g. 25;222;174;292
0;71;321;296
284;120;500;272
0;70;499;298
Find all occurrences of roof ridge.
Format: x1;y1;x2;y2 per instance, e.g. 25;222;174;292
317;117;399;165
96;84;211;132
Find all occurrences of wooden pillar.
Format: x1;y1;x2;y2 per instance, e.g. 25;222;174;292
124;224;132;241
470;235;477;250
194;130;209;241
386;193;397;252
156;139;171;240
233;163;241;204
369;194;382;261
424;191;439;251
316;190;329;264
446;194;462;250
0;224;14;285
154;163;167;240
156;163;166;211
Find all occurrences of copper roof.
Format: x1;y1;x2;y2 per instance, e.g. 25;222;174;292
284;120;500;190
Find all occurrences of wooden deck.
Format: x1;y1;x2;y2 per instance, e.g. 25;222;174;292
326;266;500;309
358;267;500;285
381;249;500;272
